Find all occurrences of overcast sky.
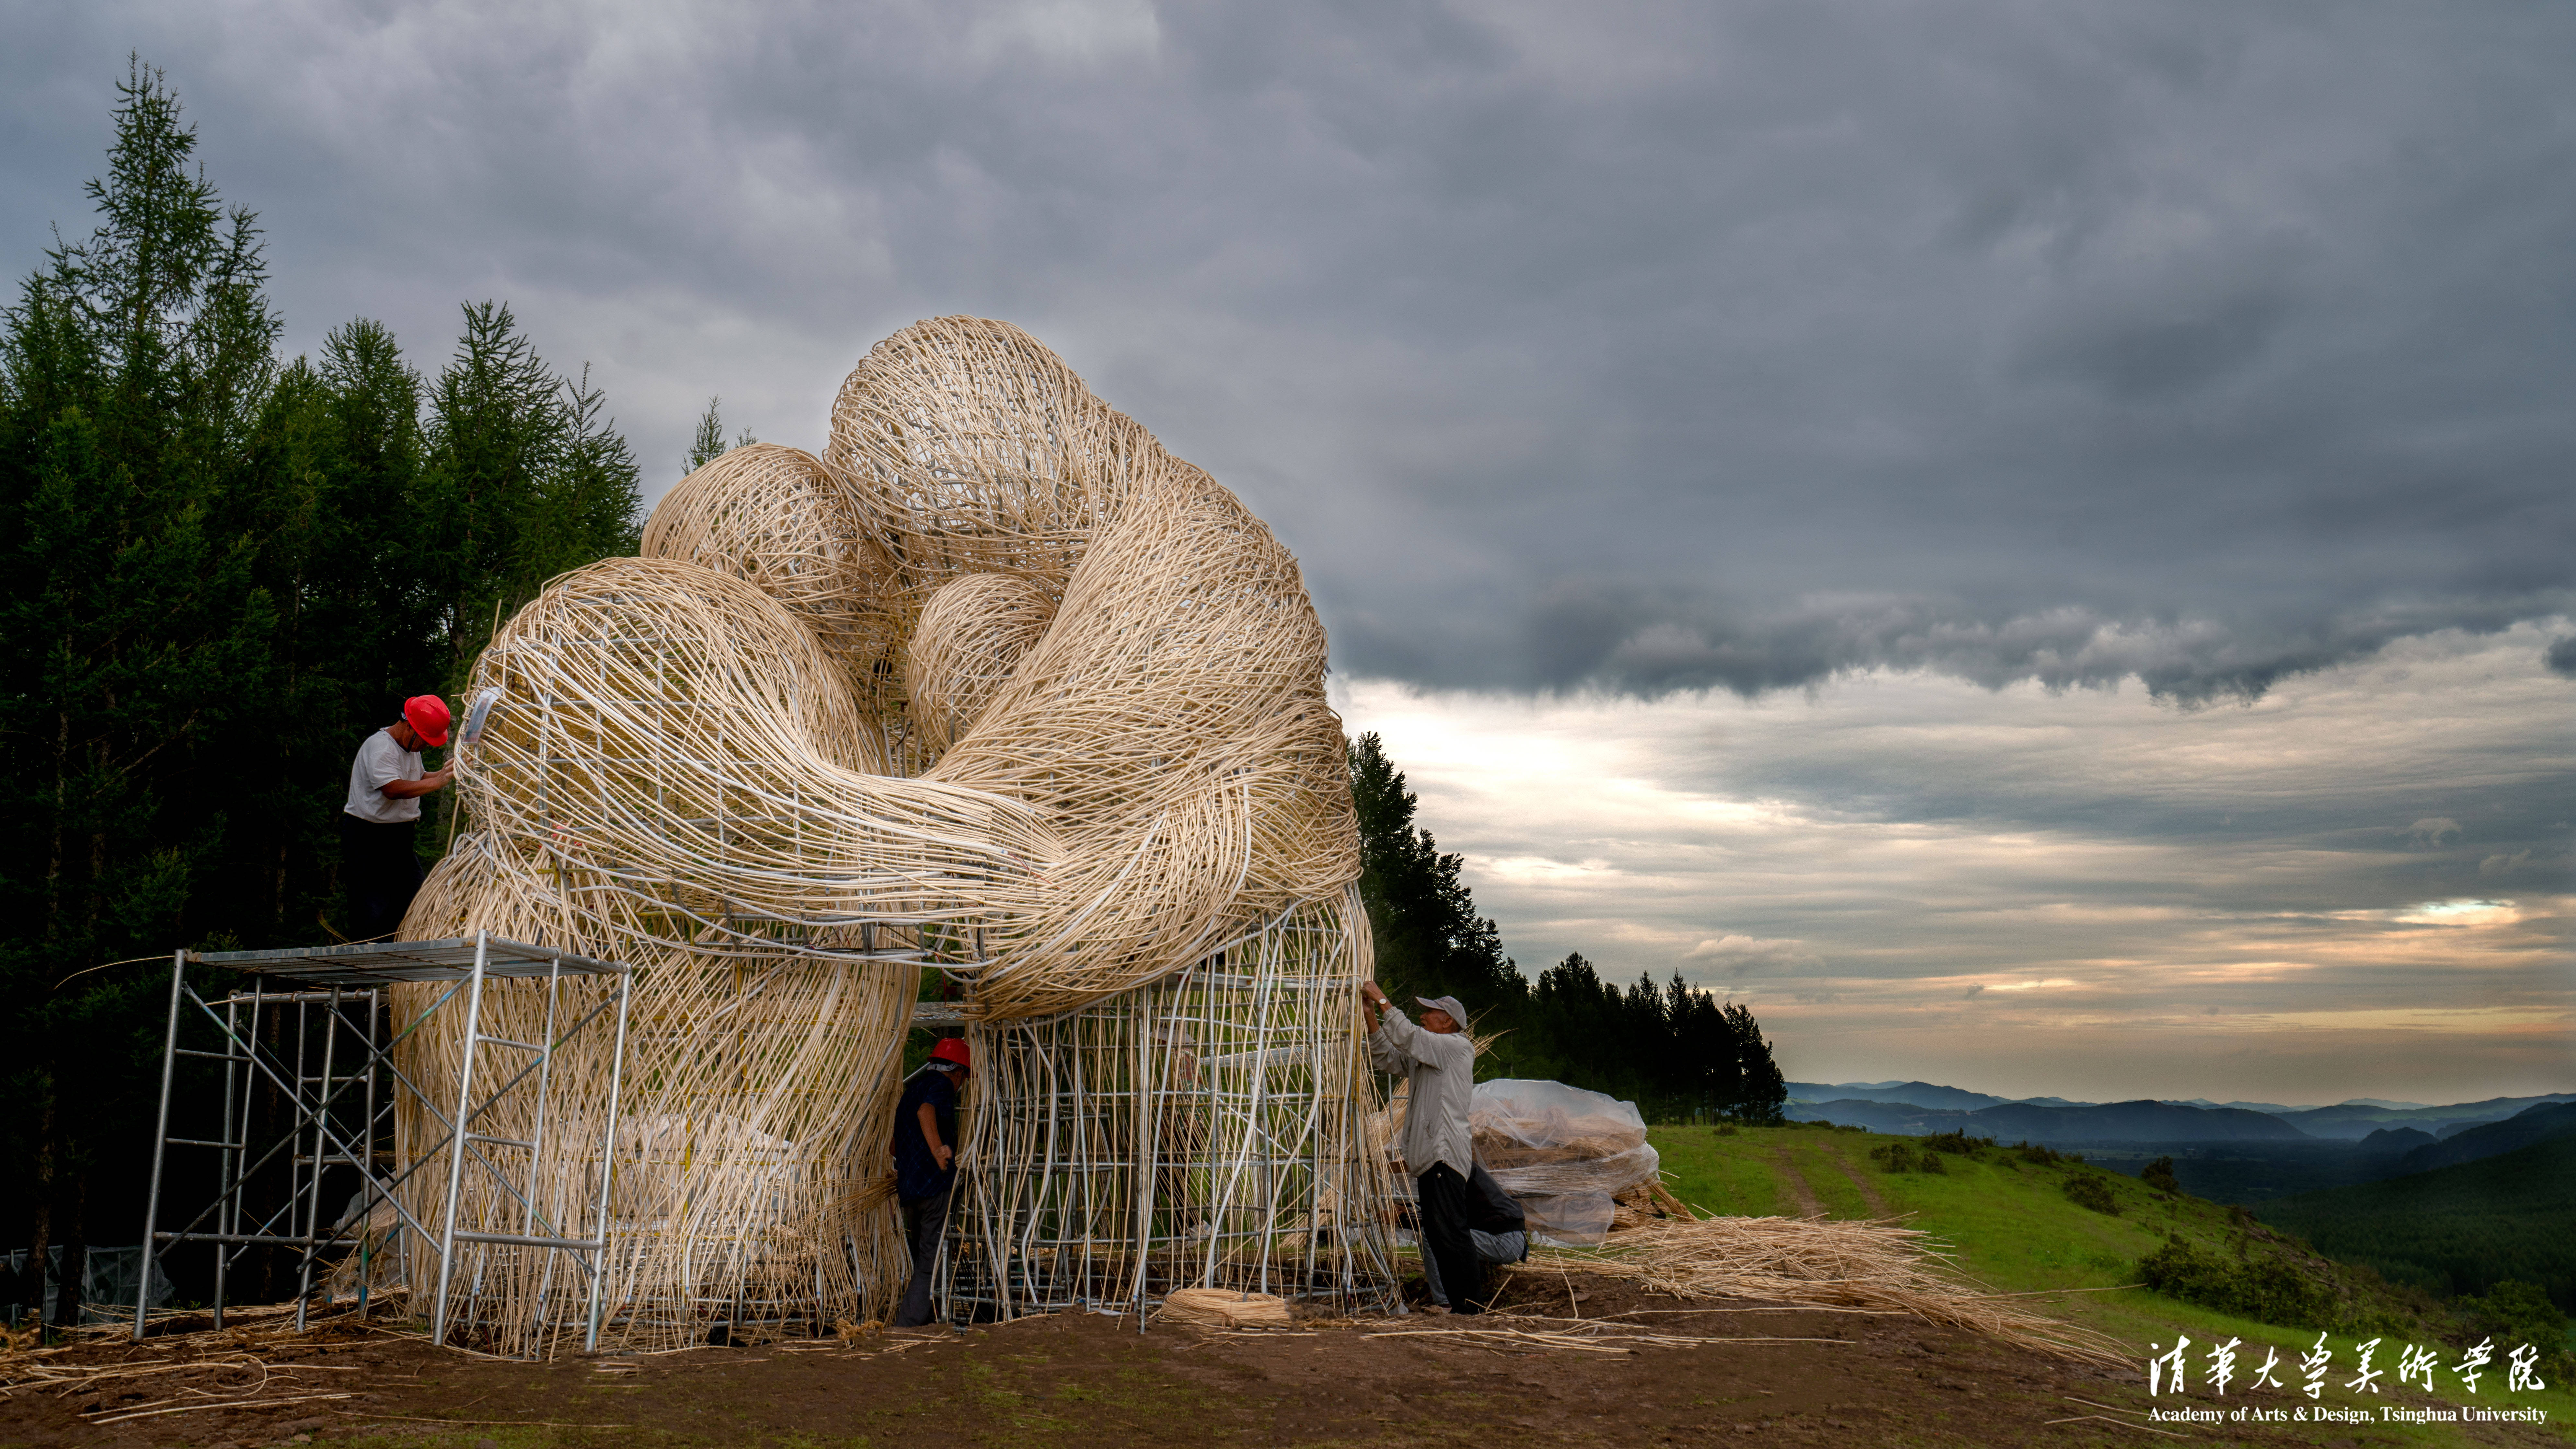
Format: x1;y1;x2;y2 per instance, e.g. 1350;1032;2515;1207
6;1;2568;1104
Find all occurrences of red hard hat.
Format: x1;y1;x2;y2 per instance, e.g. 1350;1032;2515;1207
930;1037;971;1068
404;695;452;747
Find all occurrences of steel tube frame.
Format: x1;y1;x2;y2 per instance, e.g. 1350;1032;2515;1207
430;932;490;1346
132;951;185;1338
132;934;632;1353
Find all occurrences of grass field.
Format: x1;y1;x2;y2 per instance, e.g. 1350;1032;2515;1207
1645;1122;2575;1441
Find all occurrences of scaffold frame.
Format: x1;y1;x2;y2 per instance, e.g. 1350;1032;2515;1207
135;933;633;1354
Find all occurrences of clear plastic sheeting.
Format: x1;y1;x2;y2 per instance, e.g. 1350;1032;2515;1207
1514;1192;1616;1246
1;1245;172;1325
1470;1079;1661;1246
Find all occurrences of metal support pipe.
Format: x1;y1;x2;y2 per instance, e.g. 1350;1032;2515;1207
132;951;187;1339
431;932;490;1346
520;961;564;1346
215;991;247;1331
453;1230;606;1251
361;989;383;1317
295;988;343;1330
153;1232;319;1246
584;967;633;1352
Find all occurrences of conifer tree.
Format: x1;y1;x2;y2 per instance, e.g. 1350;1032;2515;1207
1349;733;1788;1118
1347;733;1523;1063
687;396;726;474
0;64;648;1312
0;58;286;1321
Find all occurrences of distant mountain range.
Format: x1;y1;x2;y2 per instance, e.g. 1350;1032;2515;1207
1784;1081;2576;1145
2394;1101;2576;1174
1789;1096;2308;1142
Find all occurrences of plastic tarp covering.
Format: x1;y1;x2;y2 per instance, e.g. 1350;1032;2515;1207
1470;1079;1660;1247
1514;1192;1616;1246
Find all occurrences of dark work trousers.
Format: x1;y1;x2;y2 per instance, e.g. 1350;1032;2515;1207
340;815;423;941
894;1188;952;1327
1414;1163;1489;1314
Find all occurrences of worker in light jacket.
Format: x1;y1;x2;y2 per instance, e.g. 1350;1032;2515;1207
341;696;454;940
1361;981;1494;1314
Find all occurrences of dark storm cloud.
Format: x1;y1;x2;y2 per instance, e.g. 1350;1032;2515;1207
1512;583;2562;702
5;1;2572;700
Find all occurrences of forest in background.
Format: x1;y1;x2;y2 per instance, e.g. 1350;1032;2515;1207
1348;732;1788;1125
2258;1135;2576;1312
0;64;643;1307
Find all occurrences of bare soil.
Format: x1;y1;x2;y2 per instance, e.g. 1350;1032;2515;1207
4;1274;2558;1448
1769;1148;1826;1218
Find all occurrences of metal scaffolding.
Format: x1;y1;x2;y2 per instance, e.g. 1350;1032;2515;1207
135;933;633;1353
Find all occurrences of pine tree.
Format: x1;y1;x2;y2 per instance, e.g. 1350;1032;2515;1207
0;58;286;1320
684;395;758;477
0;64;652;1312
1347;732;1524;1070
687;396;726;474
1346;733;1791;1110
417;302;641;689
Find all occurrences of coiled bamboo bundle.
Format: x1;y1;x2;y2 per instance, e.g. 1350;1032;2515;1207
639;443;903;708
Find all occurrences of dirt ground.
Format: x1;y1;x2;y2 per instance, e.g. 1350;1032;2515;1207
3;1274;2561;1448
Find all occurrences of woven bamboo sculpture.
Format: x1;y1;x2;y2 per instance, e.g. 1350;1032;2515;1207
396;318;1394;1353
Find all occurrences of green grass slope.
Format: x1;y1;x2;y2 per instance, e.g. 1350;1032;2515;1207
2259;1133;2576;1301
1644;1123;2574;1440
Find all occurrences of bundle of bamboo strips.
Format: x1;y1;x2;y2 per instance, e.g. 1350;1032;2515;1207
2;1310;387;1427
1157;1288;1294;1329
1516;1216;2124;1365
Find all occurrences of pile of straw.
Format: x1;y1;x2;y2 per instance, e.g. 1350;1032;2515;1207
1158;1288;1294;1329
1;1308;384;1428
1518;1215;2124;1366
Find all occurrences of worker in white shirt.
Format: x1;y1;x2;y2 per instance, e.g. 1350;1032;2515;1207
1361;981;1494;1314
341;696;454;940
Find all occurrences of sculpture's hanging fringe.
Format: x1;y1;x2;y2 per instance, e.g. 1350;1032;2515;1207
392;316;1388;1353
949;892;1399;1323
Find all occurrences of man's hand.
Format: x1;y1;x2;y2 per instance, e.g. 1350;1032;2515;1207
380;767;454;800
933;1143;953;1172
1359;980;1388;1008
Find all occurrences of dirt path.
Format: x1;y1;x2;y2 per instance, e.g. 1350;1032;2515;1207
1770;1146;1827;1217
12;1274;2546;1449
1822;1150;1892;1217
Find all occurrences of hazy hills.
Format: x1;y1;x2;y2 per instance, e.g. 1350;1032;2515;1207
2259;1130;2576;1300
2395;1101;2576;1175
1786;1081;2575;1144
1788;1095;2307;1142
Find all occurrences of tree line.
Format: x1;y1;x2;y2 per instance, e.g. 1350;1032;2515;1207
1349;732;1788;1123
0;63;643;1317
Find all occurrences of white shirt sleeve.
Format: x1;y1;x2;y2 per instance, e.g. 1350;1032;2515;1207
357;732;410;793
345;730;424;822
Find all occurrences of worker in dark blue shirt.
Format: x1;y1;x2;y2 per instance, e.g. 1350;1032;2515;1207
891;1037;970;1327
